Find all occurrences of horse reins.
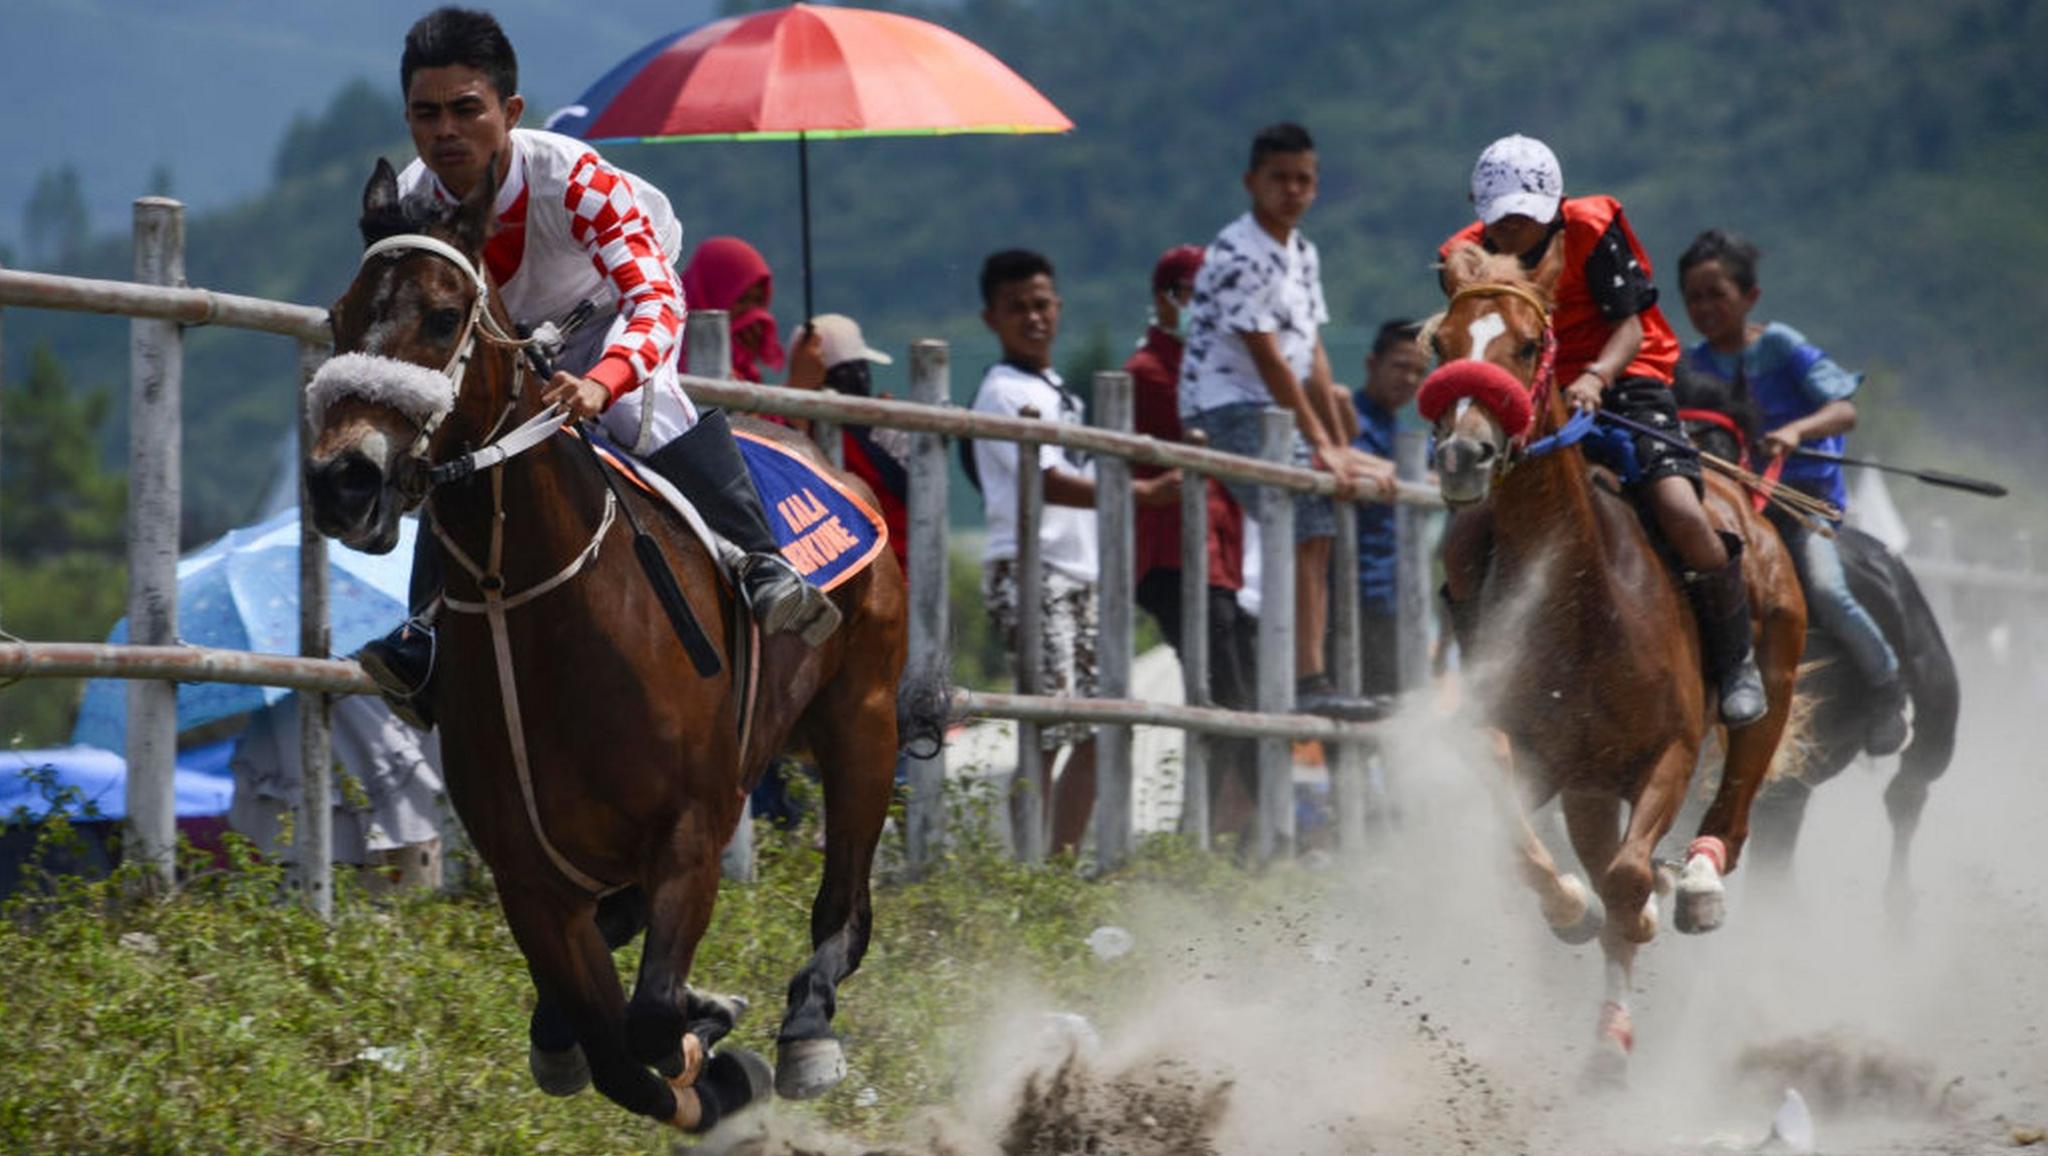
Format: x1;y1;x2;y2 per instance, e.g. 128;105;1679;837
354;232;626;896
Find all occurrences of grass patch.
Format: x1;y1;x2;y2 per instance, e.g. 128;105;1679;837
0;780;1304;1153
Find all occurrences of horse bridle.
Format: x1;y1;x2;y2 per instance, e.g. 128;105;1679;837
347;233;567;493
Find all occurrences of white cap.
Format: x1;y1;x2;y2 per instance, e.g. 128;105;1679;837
809;313;892;368
1471;134;1562;225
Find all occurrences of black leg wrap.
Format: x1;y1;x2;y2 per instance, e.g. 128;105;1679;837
1439;582;1481;659
641;408;782;555
1688;532;1768;726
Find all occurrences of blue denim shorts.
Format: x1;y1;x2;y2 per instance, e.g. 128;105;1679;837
1182;402;1336;542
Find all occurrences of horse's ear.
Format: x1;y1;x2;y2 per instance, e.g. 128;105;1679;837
364;158;400;219
453;154;499;255
1439;243;1483;294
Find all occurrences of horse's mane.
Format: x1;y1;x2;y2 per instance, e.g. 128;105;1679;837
359;192;458;247
1670;361;1761;443
1419;242;1550;352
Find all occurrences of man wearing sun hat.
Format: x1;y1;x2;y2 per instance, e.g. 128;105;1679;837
1433;133;1766;725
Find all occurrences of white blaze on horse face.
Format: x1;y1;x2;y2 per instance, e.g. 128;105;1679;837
1461;311;1508;362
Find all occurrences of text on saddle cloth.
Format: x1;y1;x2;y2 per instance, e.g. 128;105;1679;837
588;430;890;594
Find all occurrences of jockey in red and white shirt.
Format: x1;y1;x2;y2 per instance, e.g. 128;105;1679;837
398;126;700;453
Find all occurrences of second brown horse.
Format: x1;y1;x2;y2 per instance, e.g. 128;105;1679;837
1422;244;1806;1079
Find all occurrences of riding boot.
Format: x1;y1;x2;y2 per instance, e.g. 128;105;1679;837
1686;532;1768;727
642;409;841;646
355;521;444;731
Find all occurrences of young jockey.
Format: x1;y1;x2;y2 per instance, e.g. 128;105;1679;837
357;6;837;728
1437;135;1766;725
1678;229;1908;754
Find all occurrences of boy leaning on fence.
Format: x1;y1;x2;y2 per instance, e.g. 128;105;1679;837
966;250;1178;855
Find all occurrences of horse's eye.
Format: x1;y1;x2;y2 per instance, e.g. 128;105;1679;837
1518;340;1540;361
422;307;463;340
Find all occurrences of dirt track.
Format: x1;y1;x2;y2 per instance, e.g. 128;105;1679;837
703;644;2047;1155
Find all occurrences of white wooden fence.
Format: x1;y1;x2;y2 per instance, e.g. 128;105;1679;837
5;198;2038;908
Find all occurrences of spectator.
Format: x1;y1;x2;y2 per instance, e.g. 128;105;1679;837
1178;122;1394;721
1350;319;1428;700
1125;243;1262;842
807;314;911;575
970;249;1177;855
680;236;786;383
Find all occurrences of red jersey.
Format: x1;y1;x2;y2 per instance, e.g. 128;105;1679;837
1126;326;1246;589
1440;195;1678;386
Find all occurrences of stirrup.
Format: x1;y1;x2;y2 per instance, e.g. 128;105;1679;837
356;618;437;730
739;554;841;646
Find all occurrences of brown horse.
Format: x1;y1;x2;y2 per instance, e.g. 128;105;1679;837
1422;244;1806;1079
303;160;932;1131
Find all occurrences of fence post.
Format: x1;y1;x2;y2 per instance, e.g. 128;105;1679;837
1394;430;1431;690
1093;371;1134;869
1013;406;1048;864
1177;436;1211;849
296;339;335;917
1329;499;1367;856
1256;407;1297;863
688;310;756;882
903;339;950;867
125;197;183;887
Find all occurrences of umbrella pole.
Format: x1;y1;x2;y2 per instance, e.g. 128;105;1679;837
799;132;813;324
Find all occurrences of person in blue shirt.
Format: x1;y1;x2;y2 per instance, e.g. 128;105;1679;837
1677;229;1907;754
1348;318;1429;698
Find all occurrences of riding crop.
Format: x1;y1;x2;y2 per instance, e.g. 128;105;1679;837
1787;446;2008;498
1592;410;1843;530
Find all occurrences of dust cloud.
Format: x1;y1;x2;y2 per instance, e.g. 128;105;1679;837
703;611;2046;1155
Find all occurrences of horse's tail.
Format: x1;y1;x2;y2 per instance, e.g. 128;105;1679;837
1889;557;1961;786
896;658;955;760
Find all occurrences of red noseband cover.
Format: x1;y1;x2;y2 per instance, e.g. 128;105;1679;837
1417;359;1536;439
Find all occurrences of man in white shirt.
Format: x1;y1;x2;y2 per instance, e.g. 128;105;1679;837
1178;122;1394;720
968;250;1177;854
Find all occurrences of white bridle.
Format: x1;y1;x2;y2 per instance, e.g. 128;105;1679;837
307;232;566;491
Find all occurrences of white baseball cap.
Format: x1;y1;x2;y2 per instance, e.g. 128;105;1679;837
1470;134;1563;225
809;313;892;368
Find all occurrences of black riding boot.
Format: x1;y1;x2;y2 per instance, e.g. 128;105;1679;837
642;409;841;646
356;517;444;730
1687;532;1768;727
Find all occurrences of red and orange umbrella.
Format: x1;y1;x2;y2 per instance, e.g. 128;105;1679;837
549;3;1073;319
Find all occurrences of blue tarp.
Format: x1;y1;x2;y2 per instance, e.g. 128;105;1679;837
1;742;237;821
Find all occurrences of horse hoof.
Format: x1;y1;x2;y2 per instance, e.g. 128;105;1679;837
775;1036;847;1100
528;1043;591;1097
1581;1043;1630;1091
675;1049;776;1134
1550;901;1604;945
1674;855;1727;935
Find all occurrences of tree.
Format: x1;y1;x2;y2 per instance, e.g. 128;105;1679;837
0;344;126;560
22;166;89;268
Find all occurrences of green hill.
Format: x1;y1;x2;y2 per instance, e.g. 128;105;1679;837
6;0;2043;546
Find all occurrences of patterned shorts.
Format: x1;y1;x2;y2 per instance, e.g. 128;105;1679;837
984;560;1099;750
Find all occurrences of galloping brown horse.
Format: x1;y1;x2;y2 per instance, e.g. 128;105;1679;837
304;161;931;1131
1422;244;1806;1079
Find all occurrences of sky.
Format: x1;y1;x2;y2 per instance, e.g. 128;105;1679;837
0;0;717;251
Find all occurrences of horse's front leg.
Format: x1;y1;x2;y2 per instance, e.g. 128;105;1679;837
528;887;648;1097
1614;739;1699;938
1486;731;1599;943
1561;790;1638;1086
498;880;687;1125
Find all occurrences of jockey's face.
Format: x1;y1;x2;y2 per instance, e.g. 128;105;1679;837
1680;259;1759;353
1481;213;1550;259
406;64;523;199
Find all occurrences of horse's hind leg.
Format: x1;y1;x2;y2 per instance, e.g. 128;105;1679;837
1691;600;1803;904
776;677;897;1100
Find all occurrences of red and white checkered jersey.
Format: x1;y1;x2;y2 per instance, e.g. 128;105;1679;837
399;128;685;403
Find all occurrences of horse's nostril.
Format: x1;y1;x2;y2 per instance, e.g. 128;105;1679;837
310;452;385;516
1475;443;1497;465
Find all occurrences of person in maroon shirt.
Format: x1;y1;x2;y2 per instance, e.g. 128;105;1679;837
1125;244;1260;843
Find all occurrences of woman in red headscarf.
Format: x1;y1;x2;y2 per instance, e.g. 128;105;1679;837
681;236;787;383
